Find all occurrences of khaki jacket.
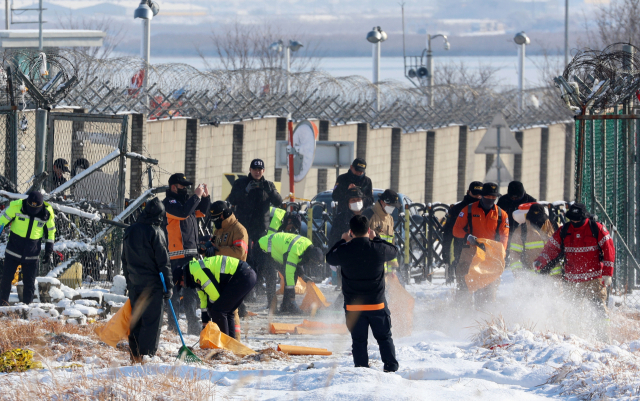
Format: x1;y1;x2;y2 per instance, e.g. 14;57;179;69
212;214;249;261
508;221;555;271
365;201;394;242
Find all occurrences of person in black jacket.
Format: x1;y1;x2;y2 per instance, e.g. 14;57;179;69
228;159;282;299
326;215;399;372
162;173;210;335
122;197;172;363
496;181;537;232
441;181;483;279
332;158;374;217
228;159;283;240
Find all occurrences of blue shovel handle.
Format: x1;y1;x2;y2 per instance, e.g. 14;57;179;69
160;272;187;348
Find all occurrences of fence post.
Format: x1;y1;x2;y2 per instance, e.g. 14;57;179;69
34;109;48;189
9;110;18;187
114;115;129;277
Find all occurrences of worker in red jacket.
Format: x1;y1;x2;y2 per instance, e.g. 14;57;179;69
534;203;615;341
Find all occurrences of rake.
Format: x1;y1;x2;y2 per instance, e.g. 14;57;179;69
160;272;202;363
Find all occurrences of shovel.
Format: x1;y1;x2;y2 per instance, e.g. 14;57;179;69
159;272;202;363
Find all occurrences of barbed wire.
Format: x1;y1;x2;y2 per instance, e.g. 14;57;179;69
0;50;574;131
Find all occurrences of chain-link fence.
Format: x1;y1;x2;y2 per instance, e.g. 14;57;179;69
574;112;639;300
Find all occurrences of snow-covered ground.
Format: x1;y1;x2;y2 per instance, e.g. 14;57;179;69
2;269;640;400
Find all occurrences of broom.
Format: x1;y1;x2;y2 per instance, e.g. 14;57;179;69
160;272;202;363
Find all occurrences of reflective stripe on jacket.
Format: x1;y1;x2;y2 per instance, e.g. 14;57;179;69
189;255;240;308
258;232;312;287
267;207;287;233
0;199;55;259
162;190;210;261
508;223;561;275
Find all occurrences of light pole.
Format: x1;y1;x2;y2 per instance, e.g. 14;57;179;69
269;39;303;96
134;0;159;105
514;31;530;111
564;0;569;68
366;26;387;111
426;34;450;107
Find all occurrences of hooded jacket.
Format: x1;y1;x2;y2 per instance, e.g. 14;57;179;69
211;214;249;261
162;189;210;262
228;174;282;239
122;198;172;290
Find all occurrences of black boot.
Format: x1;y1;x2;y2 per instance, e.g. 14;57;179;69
279;288;302;315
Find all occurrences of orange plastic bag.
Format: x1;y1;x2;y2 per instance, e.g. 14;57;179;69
277;344;332;355
299;282;330;312
295;320;348;335
199;322;256;356
386;274;414;338
269;323;298;334
95;299;131;348
277;272;307;295
465;238;506;293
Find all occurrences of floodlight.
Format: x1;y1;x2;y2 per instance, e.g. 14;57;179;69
289;40;303;52
367;28;382;43
134;0;153;19
514;31;530;45
270;40;284;52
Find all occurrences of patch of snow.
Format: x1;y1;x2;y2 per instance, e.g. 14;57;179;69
36;277;61;285
103;293;128;304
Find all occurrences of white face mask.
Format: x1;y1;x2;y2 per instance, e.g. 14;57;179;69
384;205;395;214
349;201;363;212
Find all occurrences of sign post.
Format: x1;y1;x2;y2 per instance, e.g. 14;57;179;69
475;113;522;187
287;119;295;202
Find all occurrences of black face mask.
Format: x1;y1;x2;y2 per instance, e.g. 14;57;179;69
349;169;365;183
176;187;189;201
571;219;585;228
480;197;496;210
213;219;223;229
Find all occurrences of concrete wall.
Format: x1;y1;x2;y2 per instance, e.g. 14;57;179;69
365;127;392;191
399;130;427;203
546;124;568;202
139;117;574;206
431;126;460;204
519;127;542;200
196;123;234;201
146;118;188;193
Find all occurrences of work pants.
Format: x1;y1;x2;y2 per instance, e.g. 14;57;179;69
0;256;38;305
248;240;266;298
563;278;609;341
166;259;200;335
129;284;164;357
345;308;399;372
207;264;257;337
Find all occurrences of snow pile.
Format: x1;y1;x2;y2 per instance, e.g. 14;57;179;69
110;275;127;295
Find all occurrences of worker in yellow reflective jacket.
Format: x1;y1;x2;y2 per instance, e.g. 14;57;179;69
173;255;256;337
258;232;324;314
0;192;56;305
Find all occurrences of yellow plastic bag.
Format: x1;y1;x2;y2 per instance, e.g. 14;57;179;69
465;238;506;293
95;299;131;348
299;282;330;312
199;322;256;356
277;272;307;295
386;274;414;337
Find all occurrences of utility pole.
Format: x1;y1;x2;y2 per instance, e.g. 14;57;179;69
564;0;569;67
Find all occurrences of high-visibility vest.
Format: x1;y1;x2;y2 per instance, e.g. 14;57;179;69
510;224;561;276
268;207;287;233
0;199;56;242
188;255;240;308
258;232;312;288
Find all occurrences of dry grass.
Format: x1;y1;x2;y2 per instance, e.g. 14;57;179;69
609;308;640;343
0;366;228;401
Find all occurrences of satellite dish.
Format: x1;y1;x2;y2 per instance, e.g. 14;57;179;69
287;120;318;182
